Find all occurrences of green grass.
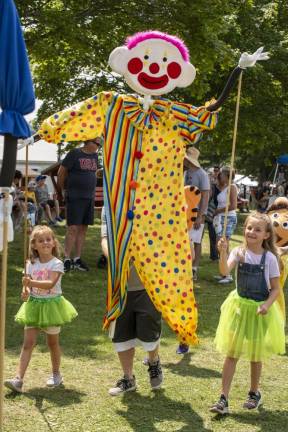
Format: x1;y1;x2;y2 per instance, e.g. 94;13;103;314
3;214;288;431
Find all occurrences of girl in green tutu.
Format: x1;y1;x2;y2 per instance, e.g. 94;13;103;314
5;226;77;392
210;212;285;415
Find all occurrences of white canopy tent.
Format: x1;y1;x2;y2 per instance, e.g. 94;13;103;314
235;174;258;187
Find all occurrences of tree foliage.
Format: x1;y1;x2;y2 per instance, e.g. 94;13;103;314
16;0;288;178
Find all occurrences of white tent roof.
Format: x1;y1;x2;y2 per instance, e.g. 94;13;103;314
235;174;258;187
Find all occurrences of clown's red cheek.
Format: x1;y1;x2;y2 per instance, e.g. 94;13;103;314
128;57;143;74
167;62;182;79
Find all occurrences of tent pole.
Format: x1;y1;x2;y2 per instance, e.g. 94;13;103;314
271;164;279;192
0;189;10;431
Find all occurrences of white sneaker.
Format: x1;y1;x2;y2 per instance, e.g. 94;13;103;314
214;275;224;280
4;377;23;393
108;376;136;396
46;373;63;387
218;275;233;284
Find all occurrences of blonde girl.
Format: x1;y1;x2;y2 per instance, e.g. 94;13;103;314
5;226;77;392
210;212;285;414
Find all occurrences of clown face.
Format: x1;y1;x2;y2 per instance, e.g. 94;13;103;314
109;35;196;96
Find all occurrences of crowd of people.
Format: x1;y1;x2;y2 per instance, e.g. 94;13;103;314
3;141;287;416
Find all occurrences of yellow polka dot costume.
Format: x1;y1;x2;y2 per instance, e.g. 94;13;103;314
39;92;218;344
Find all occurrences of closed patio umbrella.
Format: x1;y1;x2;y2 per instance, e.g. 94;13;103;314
0;0;35;427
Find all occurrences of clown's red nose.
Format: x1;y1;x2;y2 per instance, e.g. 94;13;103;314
149;63;160;74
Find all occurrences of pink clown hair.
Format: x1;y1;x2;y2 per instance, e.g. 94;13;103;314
125;31;190;62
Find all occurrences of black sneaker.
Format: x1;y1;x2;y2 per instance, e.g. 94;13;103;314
192;269;197;281
74;258;89;271
148;359;163;390
210;395;229;414
243;391;262;409
64;259;73;273
108;375;136;396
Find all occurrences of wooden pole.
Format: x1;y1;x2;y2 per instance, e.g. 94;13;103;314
222;72;243;237
0;189;10;431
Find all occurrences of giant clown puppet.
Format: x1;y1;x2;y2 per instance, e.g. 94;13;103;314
39;31;268;345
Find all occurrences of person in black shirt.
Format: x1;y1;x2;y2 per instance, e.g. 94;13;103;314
58;138;100;272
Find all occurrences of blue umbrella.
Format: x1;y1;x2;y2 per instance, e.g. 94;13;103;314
277;154;288;165
0;0;35;186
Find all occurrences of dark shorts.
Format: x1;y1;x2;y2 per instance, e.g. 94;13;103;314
66;198;94;226
112;290;162;344
40;200;55;209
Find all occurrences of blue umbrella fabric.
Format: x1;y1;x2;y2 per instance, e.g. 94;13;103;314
0;0;35;139
277;154;288;165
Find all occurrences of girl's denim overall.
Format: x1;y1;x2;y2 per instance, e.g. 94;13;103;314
237;252;269;302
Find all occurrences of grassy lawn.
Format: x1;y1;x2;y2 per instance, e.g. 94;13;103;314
3;214;288;432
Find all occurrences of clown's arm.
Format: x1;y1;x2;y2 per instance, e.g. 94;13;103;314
206;47;269;112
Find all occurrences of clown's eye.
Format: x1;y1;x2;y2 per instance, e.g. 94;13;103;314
282;222;288;230
163;57;167;62
273;213;279;218
144;55;149;60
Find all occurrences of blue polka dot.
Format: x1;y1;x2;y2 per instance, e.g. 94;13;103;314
170;171;174;176
161;262;166;267
152;146;158;151
181;315;186;320
148;240;153;245
149;192;154;198
155;288;160;293
127;210;134;220
168;219;174;225
156;214;162;219
173;125;178;130
174;268;179;273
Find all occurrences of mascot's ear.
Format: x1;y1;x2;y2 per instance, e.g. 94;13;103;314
108;46;129;75
178;62;196;88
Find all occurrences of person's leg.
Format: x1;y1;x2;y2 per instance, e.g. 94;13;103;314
242;361;263;409
250;361;262;393
46;333;61;374
193;242;201;268
64;225;79;258
210;356;238;414
75;224;88;258
17;328;39;379
148;345;159;364
46;329;63;386
207;222;218;260
117;348;135;379
44;203;53;222
54;200;60;218
221;356;239;399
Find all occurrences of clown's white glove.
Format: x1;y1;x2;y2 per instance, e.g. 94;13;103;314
238;47;269;69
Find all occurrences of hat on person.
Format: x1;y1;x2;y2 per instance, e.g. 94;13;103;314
184;147;201;168
28;180;36;188
35;175;47;182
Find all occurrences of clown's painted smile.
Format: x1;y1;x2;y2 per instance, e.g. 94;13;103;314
138;72;169;90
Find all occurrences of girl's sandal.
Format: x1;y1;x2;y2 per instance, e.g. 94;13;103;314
243;391;262;409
